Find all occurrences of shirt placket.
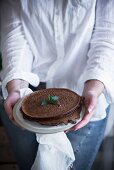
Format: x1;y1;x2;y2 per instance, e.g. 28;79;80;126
46;0;65;80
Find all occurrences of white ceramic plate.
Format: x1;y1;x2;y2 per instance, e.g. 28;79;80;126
13;98;83;134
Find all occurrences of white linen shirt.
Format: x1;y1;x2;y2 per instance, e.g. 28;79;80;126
1;0;114;121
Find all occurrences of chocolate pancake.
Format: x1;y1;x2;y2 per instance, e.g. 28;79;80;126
21;88;83;125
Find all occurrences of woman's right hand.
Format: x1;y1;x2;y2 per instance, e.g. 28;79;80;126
4;91;20;120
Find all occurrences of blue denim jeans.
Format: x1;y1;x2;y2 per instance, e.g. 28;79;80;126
67;116;108;170
0;103;108;170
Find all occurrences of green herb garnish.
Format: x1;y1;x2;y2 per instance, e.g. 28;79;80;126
41;95;59;106
41;99;48;106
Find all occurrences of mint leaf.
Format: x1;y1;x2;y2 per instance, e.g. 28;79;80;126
48;95;59;104
41;95;59;106
41;99;48;106
51;96;59;101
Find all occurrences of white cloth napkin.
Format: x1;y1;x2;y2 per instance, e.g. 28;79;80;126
20;88;75;170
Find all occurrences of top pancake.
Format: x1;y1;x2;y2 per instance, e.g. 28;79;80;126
21;88;82;119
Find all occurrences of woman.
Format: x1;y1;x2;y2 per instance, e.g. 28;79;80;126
1;0;114;169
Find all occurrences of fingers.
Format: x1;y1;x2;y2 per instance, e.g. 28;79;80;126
65;96;97;133
4;91;20;121
4;99;14;120
65;114;92;133
72;107;95;131
65;109;95;133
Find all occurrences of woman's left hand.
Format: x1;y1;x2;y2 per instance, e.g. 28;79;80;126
66;80;104;132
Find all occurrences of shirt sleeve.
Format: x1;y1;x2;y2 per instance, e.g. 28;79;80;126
1;0;39;99
83;0;114;103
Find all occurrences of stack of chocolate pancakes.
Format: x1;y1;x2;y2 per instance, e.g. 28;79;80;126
21;88;83;126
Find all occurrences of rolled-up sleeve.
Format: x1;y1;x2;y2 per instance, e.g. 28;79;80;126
1;0;39;98
84;0;114;103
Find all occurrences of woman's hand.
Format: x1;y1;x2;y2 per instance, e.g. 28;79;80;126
4;91;20;121
4;79;28;121
66;80;104;132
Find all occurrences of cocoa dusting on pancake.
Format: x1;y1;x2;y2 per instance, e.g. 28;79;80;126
20;88;83;126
